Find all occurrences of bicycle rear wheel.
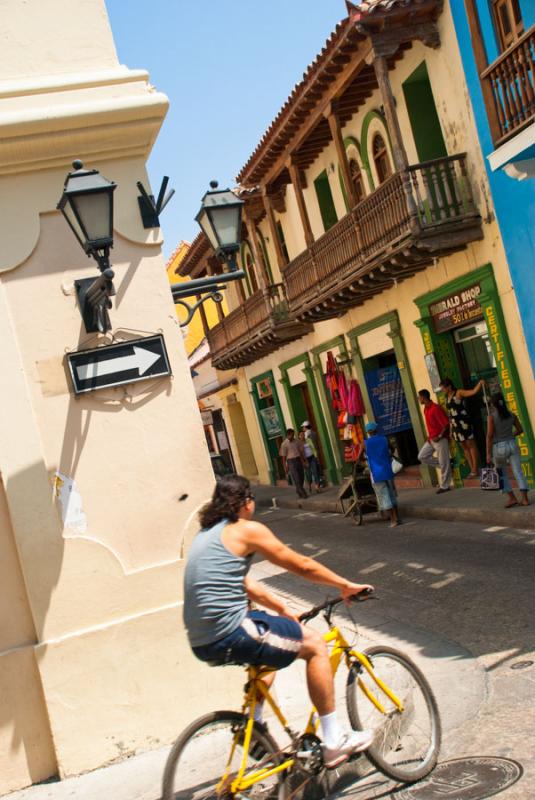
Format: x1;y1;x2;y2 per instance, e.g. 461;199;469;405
162;710;287;800
346;646;441;782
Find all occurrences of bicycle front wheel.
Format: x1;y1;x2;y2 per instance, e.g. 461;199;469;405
346;646;441;782
162;710;287;800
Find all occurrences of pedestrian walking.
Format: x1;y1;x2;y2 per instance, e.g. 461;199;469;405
356;421;401;527
439;377;484;477
418;389;452;494
302;420;325;488
486;392;529;508
280;428;308;498
299;429;321;493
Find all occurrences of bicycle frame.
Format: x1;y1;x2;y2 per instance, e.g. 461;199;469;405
222;623;405;795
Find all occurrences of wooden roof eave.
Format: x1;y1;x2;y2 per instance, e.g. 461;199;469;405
237;0;443;191
176;233;212;277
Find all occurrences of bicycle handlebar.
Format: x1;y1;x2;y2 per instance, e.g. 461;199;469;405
298;588;376;624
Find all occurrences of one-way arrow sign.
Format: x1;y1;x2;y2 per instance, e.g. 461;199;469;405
67;334;172;395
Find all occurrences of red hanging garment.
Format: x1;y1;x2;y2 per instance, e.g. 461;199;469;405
348;379;365;417
325;351;342;411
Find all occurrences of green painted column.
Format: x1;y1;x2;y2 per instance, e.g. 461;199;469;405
249;385;275;485
302;363;338;484
388;318;433;487
311;357;343;483
414;316;466;487
478;287;535;488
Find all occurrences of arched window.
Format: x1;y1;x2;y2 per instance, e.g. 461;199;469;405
349;158;365;204
245;251;259;294
372;133;392;184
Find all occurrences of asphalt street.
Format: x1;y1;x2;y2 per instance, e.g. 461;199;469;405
6;511;535;800
250;507;535;800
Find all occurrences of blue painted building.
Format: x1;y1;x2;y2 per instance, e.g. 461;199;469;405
451;0;535;372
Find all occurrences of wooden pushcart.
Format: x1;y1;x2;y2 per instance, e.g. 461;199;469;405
338;461;378;525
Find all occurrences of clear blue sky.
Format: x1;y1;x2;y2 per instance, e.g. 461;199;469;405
105;1;346;261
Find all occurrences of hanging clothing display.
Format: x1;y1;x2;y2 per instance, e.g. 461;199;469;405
325;351;365;459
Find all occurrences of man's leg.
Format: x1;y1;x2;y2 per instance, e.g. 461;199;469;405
289;458;307;497
298;626;373;765
436;438;452;489
418;440;439;468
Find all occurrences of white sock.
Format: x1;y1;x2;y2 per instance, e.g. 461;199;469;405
254;703;264;723
319;711;340;748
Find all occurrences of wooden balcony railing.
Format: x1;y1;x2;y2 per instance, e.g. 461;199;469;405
207;283;309;369
284;153;481;317
481;25;535;146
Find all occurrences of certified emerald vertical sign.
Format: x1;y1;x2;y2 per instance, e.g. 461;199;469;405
67;334;172;395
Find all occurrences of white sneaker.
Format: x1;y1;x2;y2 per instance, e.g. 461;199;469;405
322;729;374;768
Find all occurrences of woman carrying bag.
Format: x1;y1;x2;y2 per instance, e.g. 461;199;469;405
486;392;529;508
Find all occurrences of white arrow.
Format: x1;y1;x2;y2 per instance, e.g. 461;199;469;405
76;346;161;382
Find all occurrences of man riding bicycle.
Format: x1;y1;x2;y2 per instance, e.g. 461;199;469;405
183;474;374;768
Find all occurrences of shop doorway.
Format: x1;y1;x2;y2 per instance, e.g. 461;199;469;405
453;319;499;462
252;373;286;483
289;380;328;478
363;350;419;466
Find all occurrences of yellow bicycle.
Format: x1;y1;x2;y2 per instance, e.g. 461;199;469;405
162;594;441;800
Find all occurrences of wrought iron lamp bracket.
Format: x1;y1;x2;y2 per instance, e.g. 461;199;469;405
175;291;224;328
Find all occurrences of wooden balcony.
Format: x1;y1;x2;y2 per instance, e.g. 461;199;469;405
207;283;312;370
283;153;483;322
481;25;535;147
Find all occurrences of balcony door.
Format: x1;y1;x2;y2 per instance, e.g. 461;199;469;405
402;61;447;163
491;0;524;51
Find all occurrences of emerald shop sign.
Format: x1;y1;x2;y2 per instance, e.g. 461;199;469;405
430;284;482;333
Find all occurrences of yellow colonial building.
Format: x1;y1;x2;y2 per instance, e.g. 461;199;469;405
178;0;535;491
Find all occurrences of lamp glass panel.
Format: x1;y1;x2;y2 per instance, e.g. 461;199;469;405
61;200;87;248
71;191;112;243
197;208;219;250
208;206;240;247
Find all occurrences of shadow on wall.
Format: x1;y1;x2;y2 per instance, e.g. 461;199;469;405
1;466;61;789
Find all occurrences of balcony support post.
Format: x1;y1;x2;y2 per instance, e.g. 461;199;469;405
325;103;358;209
287;158;315;248
464;0;502;145
262;188;288;271
371;50;419;226
243;209;270;290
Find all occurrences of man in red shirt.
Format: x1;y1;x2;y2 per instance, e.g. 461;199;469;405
418;389;452;494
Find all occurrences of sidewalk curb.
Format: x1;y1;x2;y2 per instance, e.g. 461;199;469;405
256;494;535;529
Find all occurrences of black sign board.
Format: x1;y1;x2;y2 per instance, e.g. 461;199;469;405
429;283;483;333
67;334;172;395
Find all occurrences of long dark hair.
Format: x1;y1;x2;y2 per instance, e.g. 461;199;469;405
491;391;512;420
199;474;251;529
439;377;456;392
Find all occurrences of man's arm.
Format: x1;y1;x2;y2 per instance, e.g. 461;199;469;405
279;441;288;473
243;521;373;601
244;576;299;621
432;406;450;442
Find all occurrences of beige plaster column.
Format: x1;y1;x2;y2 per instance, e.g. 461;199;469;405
0;0;241;792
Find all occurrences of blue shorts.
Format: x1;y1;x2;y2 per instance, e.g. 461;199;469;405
373;479;397;511
192;610;303;670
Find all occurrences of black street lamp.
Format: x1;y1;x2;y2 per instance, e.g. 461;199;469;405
195;181;244;271
58;160;117;333
57;159;116;271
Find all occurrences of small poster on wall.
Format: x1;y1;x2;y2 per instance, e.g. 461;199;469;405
424;352;441;393
259;406;282;438
257;377;273;399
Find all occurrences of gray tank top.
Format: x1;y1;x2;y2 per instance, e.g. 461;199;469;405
183;519;253;647
491;410;515;443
